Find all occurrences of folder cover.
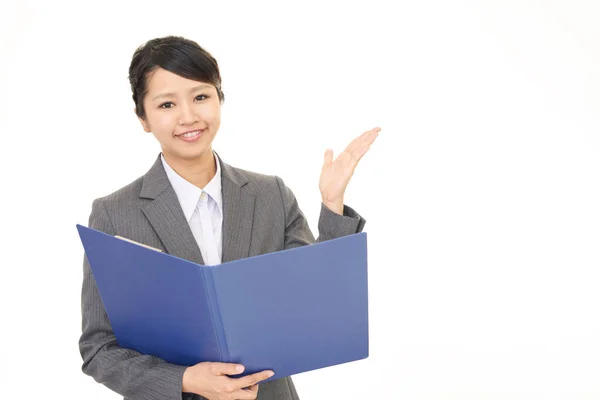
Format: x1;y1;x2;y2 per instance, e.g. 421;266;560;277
76;224;369;382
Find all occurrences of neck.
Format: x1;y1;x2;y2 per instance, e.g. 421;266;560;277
162;148;217;189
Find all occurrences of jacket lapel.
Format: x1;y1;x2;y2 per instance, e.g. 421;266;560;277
139;153;256;266
139;155;205;265
218;154;256;263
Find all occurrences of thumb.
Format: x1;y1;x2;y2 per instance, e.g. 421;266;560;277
323;149;333;170
209;362;245;376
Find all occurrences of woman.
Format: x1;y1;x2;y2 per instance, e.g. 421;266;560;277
79;35;379;400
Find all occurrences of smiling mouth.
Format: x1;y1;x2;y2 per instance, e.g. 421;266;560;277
177;129;202;138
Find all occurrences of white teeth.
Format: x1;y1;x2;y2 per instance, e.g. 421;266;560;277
181;131;200;138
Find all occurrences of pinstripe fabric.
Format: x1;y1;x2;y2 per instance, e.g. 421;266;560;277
80;153;366;400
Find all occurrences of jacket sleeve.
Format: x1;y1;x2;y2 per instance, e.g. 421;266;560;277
79;198;189;400
275;176;366;249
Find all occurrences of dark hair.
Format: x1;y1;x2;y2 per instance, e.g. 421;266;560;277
128;35;224;119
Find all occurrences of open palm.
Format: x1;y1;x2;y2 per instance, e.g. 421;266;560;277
319;127;380;214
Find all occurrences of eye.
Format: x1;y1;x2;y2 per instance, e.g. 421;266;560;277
159;102;174;109
195;94;208;101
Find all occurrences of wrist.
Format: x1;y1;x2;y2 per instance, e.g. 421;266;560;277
322;200;343;215
182;367;194;393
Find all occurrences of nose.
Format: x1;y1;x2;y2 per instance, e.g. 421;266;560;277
178;102;199;126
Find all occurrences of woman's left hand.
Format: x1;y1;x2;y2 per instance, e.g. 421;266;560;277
319;127;380;215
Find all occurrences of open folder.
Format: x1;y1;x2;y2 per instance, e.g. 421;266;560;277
76;224;369;382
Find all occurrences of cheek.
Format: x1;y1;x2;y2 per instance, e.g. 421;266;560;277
204;104;221;126
151;113;176;133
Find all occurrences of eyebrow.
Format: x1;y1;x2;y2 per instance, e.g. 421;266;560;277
151;84;213;102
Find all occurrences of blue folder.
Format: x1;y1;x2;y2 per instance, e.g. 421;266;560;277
76;224;369;382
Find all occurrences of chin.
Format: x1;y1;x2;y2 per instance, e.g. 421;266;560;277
176;146;212;161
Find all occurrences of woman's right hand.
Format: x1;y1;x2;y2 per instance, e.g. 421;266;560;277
182;362;274;400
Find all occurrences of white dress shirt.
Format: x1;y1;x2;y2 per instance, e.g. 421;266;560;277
161;153;223;265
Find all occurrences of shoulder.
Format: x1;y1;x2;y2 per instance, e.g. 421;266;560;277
86;173;154;238
87;173;150;235
91;176;145;210
220;160;289;197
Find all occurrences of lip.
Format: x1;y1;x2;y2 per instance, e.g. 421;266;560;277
176;129;205;142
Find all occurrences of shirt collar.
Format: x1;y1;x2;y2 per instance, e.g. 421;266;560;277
160;152;223;222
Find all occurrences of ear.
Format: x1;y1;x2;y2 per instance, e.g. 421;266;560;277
135;108;151;133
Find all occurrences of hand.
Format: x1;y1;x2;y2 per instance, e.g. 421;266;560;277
182;362;274;400
319;127;380;214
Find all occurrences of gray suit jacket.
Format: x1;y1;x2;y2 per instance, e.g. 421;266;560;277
80;153;366;400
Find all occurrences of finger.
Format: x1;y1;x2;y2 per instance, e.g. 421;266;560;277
358;127;380;142
322;149;333;170
243;384;259;393
345;133;366;152
345;127;380;156
230;387;260;400
366;127;380;142
349;128;380;160
208;362;245;376
356;127;380;148
345;139;372;162
233;369;274;390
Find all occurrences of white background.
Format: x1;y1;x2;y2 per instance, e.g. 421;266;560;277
1;0;599;399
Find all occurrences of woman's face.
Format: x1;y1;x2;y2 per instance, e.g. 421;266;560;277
138;67;221;164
